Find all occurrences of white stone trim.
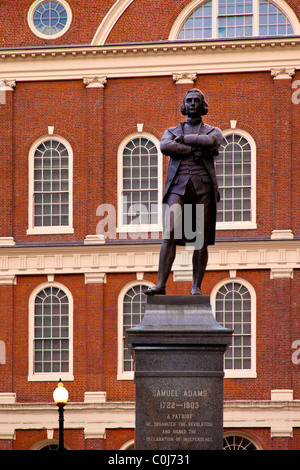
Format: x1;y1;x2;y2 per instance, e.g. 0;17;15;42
83;76;107;88
172;72;197;84
84;272;107;284
91;0;134;46
0;402;135;440
0;79;16;91
119;438;135;450
271;389;294;401
224;399;300;437
270;267;294;279
0;393;16;404
84;392;107;403
0;399;300;440
0;238;15;247
271;229;294;239
27;0;73;40
0;38;299;82
271;67;295;79
84;234;106;245
0;275;16;285
0;239;299;280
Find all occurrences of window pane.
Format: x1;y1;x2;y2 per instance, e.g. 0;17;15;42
123;285;148;372
215;282;252;370
33;139;70;228
217;0;253;38
178;1;212;40
33;286;70;374
259;0;294;36
122;138;159;226
216;134;252;223
178;0;294;40
33;1;68;36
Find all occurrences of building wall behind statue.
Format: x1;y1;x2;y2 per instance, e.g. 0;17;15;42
0;0;299;451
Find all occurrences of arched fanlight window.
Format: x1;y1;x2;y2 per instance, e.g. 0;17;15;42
28;136;73;235
215;131;256;229
118;133;162;234
211;279;256;378
223;434;260;450
176;0;295;40
118;281;153;379
28;283;73;381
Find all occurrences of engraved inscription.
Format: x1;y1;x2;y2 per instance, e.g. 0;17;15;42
144;387;215;445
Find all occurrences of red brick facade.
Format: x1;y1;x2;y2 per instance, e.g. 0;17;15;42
0;0;300;451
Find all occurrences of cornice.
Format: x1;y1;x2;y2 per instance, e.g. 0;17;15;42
1;399;300;439
0;37;299;81
0;37;299;58
0;239;299;282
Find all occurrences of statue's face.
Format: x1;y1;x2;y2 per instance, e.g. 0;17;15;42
184;92;203;117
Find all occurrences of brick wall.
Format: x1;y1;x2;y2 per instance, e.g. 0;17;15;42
3;71;295;242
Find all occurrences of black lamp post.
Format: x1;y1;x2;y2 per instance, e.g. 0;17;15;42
53;379;68;451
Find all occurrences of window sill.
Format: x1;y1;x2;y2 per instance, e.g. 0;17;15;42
216;222;257;230
224;370;257;379
27;227;74;235
117;225;163;234
117;372;134;381
27;373;74;382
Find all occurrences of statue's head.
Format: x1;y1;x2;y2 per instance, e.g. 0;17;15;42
181;88;208;117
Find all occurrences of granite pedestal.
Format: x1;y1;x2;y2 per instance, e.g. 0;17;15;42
126;295;232;450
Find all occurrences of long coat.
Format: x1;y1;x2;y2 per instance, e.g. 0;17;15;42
160;121;223;246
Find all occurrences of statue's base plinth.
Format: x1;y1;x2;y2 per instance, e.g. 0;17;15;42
126;295;232;450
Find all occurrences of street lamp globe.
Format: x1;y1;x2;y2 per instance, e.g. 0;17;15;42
53;379;68;406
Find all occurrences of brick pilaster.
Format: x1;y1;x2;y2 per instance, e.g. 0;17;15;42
83;77;107;241
271;68;295;235
0;80;16;244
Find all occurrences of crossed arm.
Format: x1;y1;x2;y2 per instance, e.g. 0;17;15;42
160;127;223;159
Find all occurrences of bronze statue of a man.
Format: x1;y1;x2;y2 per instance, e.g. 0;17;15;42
145;88;223;296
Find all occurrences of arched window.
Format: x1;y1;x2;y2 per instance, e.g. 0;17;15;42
118;133;162;234
215;131;256;229
28;136;73;235
118;281;153;379
223;433;261;450
211;279;256;378
174;0;296;40
30;439;71;450
28;283;73;381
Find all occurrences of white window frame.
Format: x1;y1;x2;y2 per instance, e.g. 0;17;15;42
211;277;257;378
27;134;74;235
169;0;300;40
216;128;257;230
27;0;72;40
117;280;154;380
28;281;74;382
117;132;163;235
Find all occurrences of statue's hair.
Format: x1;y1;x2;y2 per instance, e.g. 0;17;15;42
181;88;208;116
